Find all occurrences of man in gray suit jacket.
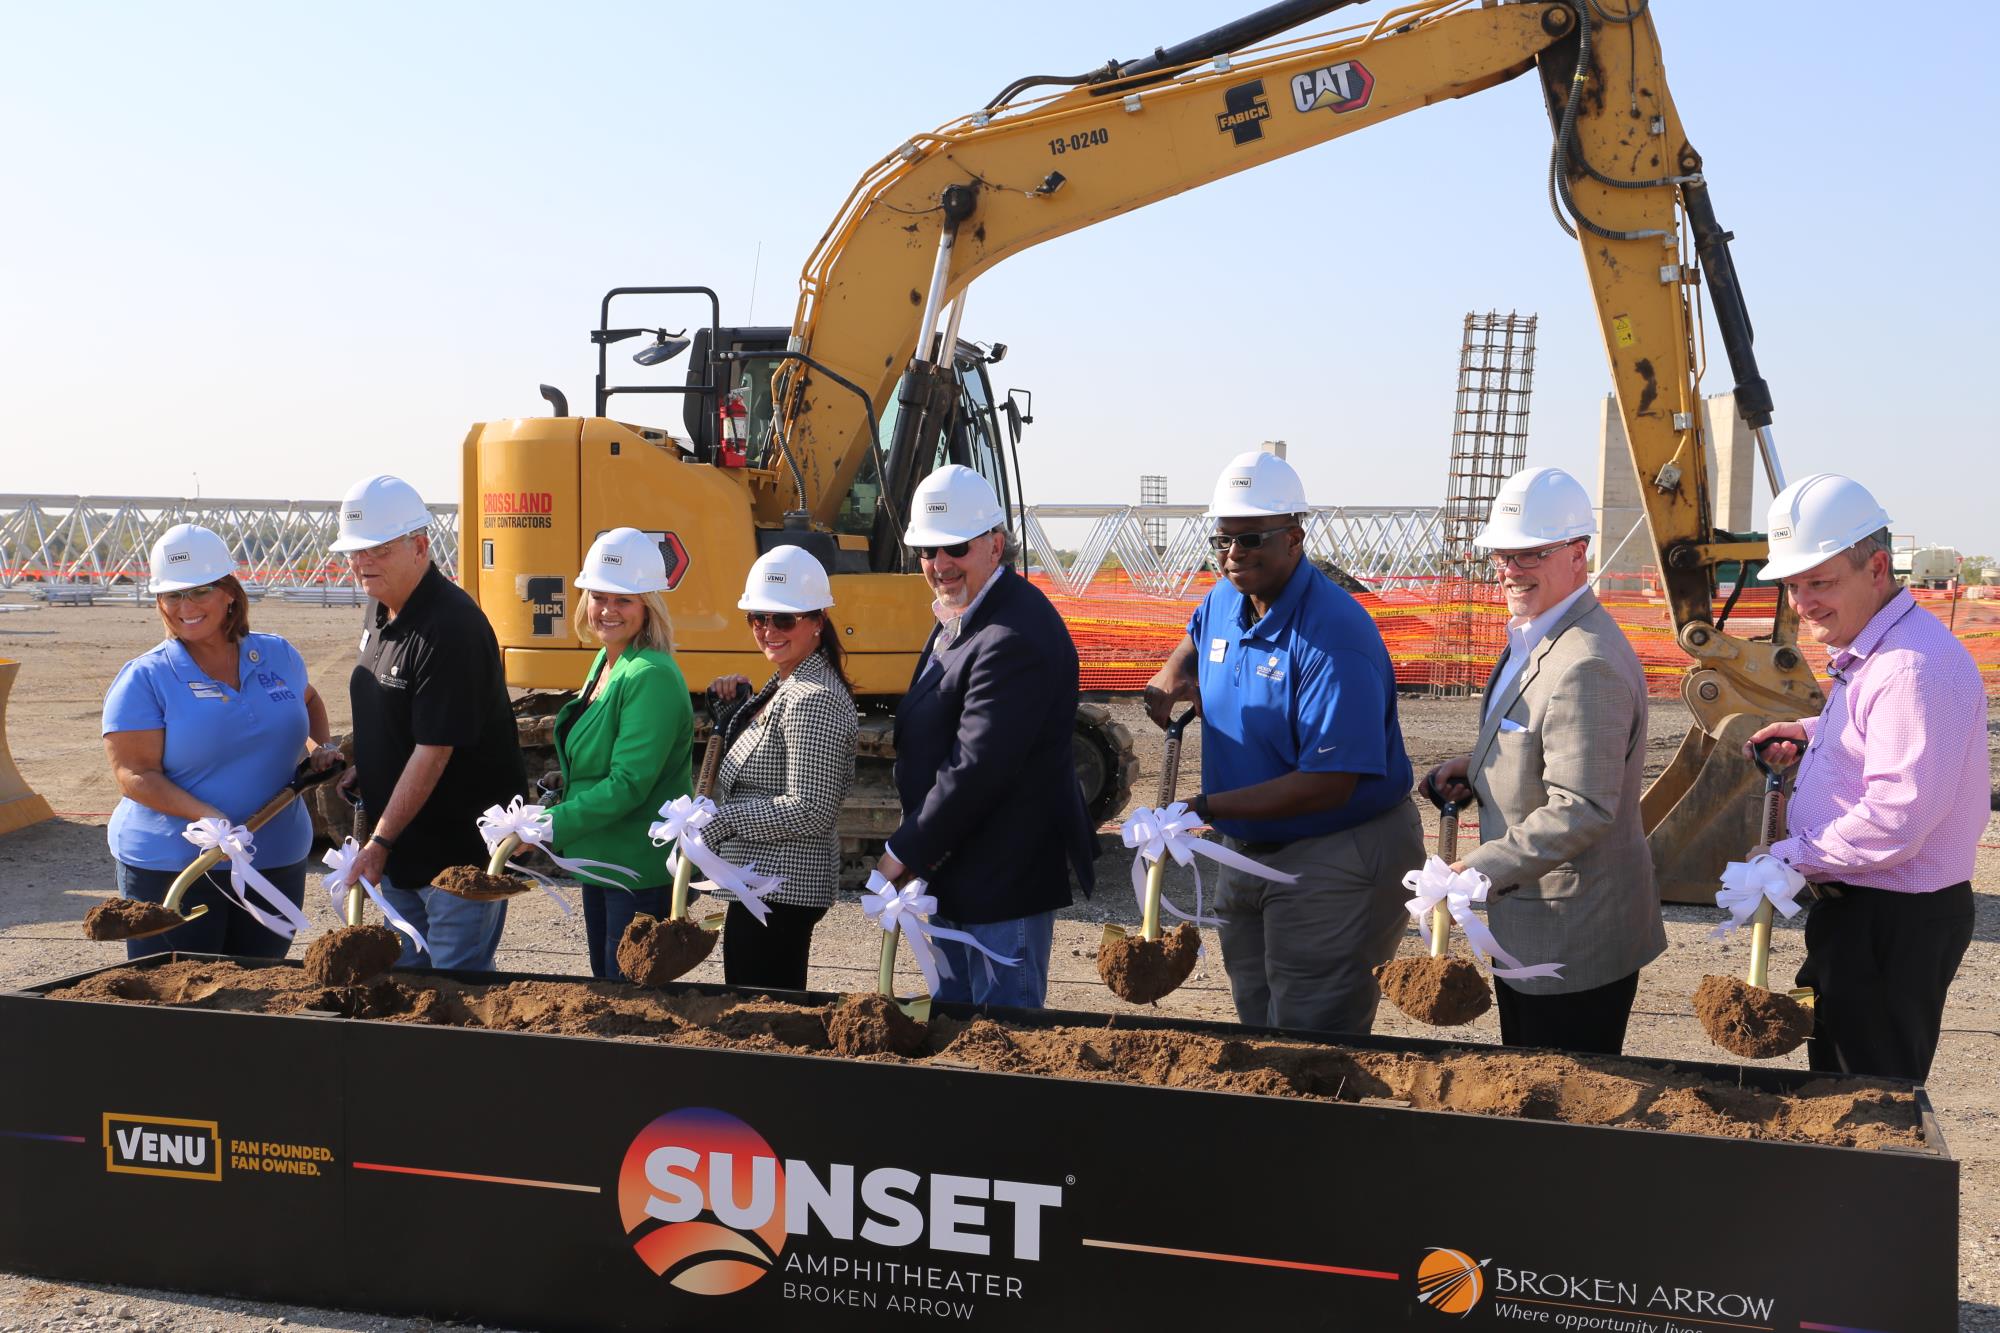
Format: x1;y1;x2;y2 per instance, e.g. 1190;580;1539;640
1423;468;1666;1055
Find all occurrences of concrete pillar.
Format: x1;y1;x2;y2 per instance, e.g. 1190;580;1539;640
1595;394;1649;586
1700;392;1756;532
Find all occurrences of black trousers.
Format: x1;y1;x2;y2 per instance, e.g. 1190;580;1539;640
721;900;828;993
1494;969;1641;1057
1795;882;1974;1082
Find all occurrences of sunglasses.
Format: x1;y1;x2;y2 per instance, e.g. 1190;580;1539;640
159;584;221;602
915;540;973;561
745;611;814;631
1486;540;1579;571
1207;525;1295;554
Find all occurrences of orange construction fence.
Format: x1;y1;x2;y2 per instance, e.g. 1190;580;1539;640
1033;571;2000;699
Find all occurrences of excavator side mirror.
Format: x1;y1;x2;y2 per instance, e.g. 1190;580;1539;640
1005;388;1033;439
634;336;691;367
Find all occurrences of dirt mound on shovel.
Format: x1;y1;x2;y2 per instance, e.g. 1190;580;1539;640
81;898;184;941
827;993;928;1057
49;959;1927;1150
302;925;403;988
1375;956;1492;1026
616;914;718;986
1694;974;1814;1060
1098;924;1201;1004
433;866;530;900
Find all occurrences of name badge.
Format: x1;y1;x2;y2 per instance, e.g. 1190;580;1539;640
188;682;227;701
1209;638;1227;663
358;630;371;653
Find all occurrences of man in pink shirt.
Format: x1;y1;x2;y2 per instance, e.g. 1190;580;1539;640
1748;474;1985;1082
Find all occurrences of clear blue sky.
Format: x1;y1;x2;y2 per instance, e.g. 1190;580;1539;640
4;2;1996;552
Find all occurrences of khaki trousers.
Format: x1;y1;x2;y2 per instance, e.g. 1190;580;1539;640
1216;800;1423;1036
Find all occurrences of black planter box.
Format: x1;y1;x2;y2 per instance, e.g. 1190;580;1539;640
0;954;1957;1331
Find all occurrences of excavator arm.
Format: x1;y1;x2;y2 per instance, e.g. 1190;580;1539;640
772;0;1821;899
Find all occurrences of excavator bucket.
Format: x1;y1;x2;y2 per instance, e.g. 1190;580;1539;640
1643;712;1765;905
0;659;54;836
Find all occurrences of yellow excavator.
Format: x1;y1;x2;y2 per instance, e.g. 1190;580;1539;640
461;0;1821;900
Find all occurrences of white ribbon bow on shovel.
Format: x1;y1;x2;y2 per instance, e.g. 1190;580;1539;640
648;794;783;923
477;796;644;916
860;870;1019;997
1710;854;1808;941
1400;856;1565;982
181;818;314;939
320;837;429;956
1120;801;1300;930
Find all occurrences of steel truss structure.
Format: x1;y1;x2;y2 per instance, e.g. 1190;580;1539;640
1016;504;1445;598
0;496;460;590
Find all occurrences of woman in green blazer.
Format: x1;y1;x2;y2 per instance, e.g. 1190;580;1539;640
547;529;693;980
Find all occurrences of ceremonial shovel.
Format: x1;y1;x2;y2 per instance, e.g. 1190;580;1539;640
1374;800;1492;1026
1099;709;1202;1005
1695;739;1814;1059
619;722;729;986
84;758;346;942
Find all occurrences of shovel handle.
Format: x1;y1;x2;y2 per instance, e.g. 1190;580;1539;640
1746;897;1776;990
664;733;727;923
485;832;522;877
1157;708;1196;806
344;884;365;929
1430;802;1460;959
877;928;898;998
1141;856;1167;942
160;760;343;915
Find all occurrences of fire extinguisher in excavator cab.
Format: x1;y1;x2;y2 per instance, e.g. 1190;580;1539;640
718;389;749;468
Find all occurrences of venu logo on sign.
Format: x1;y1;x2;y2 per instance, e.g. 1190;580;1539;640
618;1108;1063;1297
103;1113;222;1182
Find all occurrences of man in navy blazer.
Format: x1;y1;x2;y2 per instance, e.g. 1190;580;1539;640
876;465;1096;1008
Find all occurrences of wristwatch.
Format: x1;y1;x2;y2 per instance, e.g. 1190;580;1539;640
1189;793;1212;823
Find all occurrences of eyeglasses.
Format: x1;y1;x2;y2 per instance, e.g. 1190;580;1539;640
745;611;811;631
916;540;973;561
159;584;221;602
1487;540;1579;571
1207;525;1296;554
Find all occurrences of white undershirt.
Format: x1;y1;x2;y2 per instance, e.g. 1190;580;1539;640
1485;584;1588;718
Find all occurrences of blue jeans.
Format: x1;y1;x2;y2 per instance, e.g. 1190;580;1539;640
581;883;674;982
929;909;1056;1010
376;875;508;973
114;860;308;962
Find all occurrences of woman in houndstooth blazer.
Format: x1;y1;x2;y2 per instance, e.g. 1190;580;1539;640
702;547;858;991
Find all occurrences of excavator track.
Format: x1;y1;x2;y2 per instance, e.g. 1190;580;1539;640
307;694;1140;889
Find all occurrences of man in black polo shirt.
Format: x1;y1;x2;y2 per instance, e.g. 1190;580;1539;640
333;474;526;971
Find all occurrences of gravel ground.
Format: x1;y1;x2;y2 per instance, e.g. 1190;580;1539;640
2;601;1996;1330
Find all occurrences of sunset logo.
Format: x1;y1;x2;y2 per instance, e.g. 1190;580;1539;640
617;1108;788;1295
1416;1247;1489;1316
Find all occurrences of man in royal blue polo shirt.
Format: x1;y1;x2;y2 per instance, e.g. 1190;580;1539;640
1145;451;1421;1034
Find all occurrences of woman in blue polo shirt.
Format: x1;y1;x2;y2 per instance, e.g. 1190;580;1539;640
101;524;341;960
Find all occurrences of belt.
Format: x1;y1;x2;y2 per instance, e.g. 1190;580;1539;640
1803;881;1846;902
1234;838;1293;857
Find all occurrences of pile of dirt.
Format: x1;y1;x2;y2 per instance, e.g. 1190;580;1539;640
1098;924;1201;1004
301;925;403;988
432;866;528;900
827;993;927;1057
1374;956;1492;1026
1694;974;1814;1060
80;899;187;941
46;960;1925;1150
616;914;717;986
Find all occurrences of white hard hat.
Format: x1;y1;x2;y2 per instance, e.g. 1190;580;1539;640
903;465;1006;546
738;544;835;613
330;475;433;553
1207;451;1308;519
149;523;235;592
1473;467;1596;548
575;527;672;595
1759;473;1892;581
